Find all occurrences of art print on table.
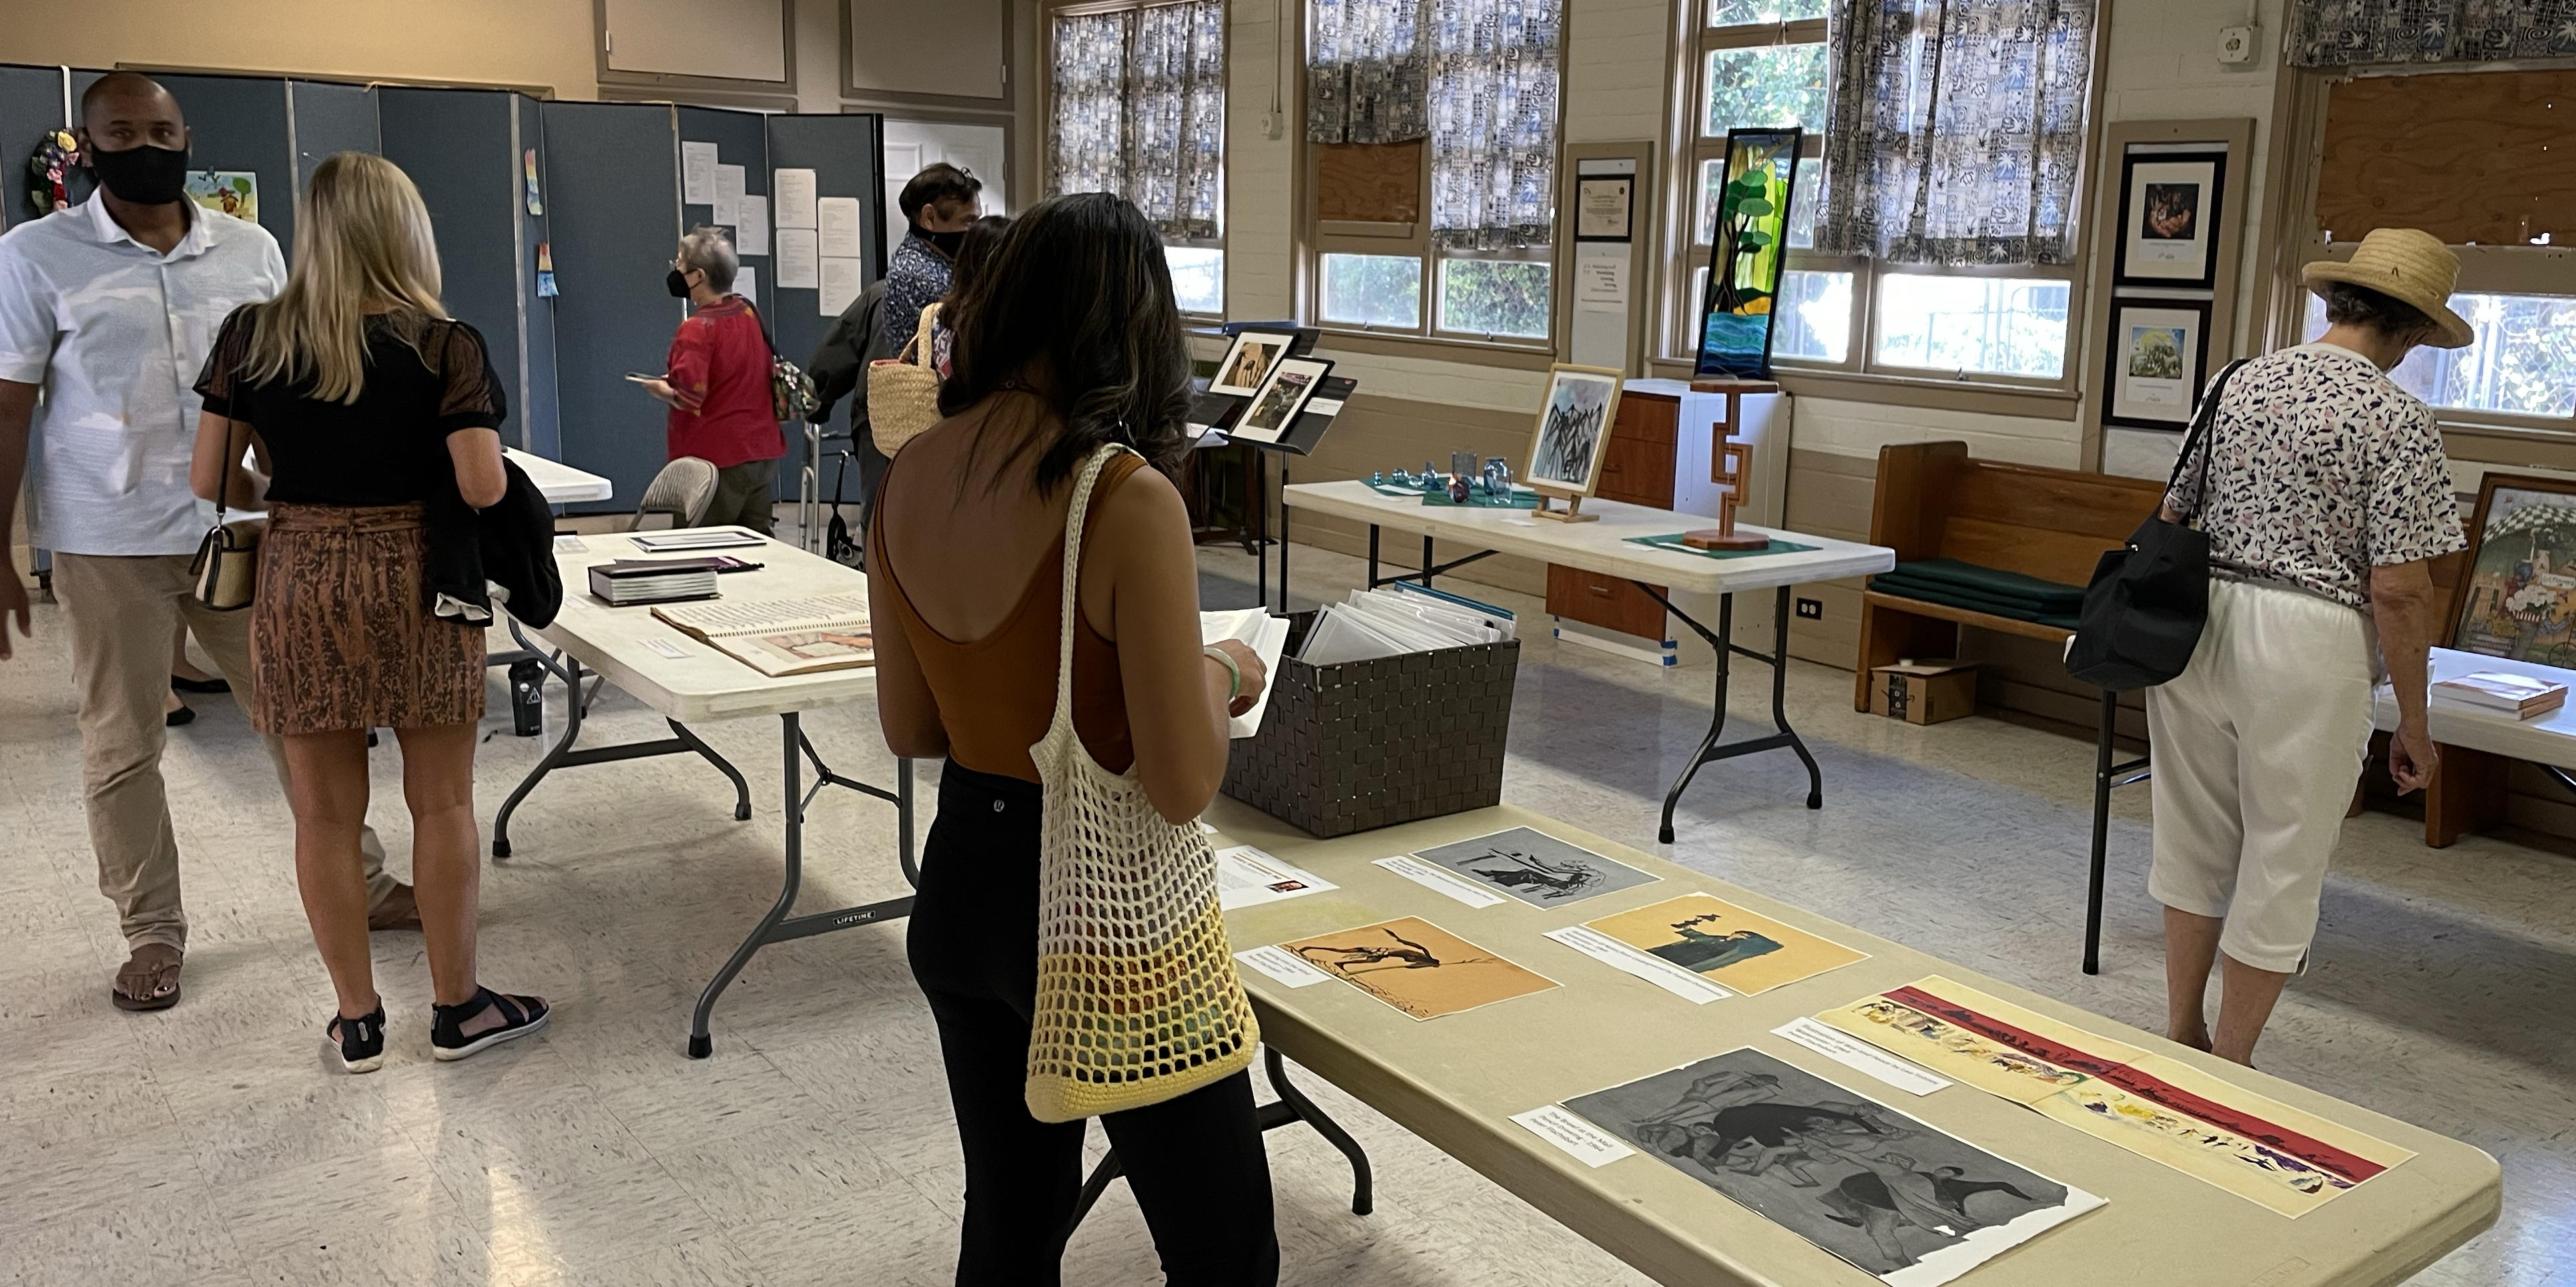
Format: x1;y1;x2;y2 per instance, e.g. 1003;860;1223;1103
184;170;256;225
2447;475;2576;664
1211;329;1295;397
1563;1048;2102;1286
2103;299;2213;431
1411;826;1656;907
1582;893;1867;995
1280;917;1558;1020
1524;365;1624;499
1231;356;1331;445
2114;150;2226;290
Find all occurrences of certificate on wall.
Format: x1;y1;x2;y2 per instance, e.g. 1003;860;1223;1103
2104;299;2213;430
1575;176;1633;242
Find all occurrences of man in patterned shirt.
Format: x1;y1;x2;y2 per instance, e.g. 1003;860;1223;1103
2149;228;2471;1067
877;164;983;361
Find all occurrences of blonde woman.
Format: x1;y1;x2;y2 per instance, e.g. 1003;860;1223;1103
190;152;546;1073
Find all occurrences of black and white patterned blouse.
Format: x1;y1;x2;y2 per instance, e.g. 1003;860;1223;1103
2167;342;2465;609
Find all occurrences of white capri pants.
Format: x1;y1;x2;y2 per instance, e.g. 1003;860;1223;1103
2144;577;2376;973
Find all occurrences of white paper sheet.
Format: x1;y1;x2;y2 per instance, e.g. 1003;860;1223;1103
776;228;820;288
817;197;864;259
733;266;755;302
739;196;769;255
681;142;719;204
1512;1105;1637;1168
1544;925;1733;1004
1201;609;1292;737
643;637;691;660
1215;846;1337;913
818;256;863;317
1770;1017;1955;1096
1576;250;1627;314
773;168;817;228
713;163;744;225
1371;855;1508;909
1234;945;1334;988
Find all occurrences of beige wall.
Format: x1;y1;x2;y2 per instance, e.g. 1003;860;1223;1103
12;0;601;99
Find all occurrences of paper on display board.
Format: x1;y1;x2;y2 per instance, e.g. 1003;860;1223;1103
817;197;864;259
681;142;719;204
739;196;769;255
776;228;820;288
713;164;744;226
733;266;755;303
774;168;818;228
818;257;864;317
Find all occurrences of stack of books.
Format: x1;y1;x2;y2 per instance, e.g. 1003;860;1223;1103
587;558;721;606
2431;670;2569;720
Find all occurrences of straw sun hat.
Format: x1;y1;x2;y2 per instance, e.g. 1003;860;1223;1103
2301;228;2474;348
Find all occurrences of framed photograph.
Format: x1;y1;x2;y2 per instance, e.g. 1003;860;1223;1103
1525;364;1624;499
2445;473;2576;661
1229;356;1332;445
1209;329;1295;397
2114;149;2226;290
2102;298;2214;430
1574;174;1634;242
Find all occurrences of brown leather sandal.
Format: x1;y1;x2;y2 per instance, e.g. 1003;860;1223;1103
367;882;422;933
111;944;183;1012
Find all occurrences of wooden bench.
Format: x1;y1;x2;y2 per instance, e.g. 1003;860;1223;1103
1855;441;2164;712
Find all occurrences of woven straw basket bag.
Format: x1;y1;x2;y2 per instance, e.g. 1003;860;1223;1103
1024;444;1260;1123
868;303;944;457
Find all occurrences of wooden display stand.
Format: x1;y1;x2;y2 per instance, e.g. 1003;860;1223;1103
1680;378;1778;550
1530;484;1599;523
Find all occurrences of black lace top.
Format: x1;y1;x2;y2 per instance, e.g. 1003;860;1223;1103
195;308;507;507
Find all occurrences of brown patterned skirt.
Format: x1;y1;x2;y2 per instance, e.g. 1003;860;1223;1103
251;503;485;736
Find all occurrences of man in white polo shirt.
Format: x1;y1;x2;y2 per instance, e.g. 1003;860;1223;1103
0;73;413;1013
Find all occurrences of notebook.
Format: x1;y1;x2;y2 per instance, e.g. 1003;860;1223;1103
1201;608;1292;737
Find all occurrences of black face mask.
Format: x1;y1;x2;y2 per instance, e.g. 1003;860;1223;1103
666;268;695;298
924;228;965;256
89;143;190;206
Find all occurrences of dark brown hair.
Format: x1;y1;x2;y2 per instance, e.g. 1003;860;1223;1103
2321;281;2433;338
938;193;1192;497
898;162;982;225
945;214;1012;304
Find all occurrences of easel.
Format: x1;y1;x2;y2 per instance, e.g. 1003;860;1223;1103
1682;377;1778;550
1531;482;1600;523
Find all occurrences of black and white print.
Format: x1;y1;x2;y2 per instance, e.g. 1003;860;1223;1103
1410;826;1656;907
1527;366;1620;493
1564;1048;2103;1286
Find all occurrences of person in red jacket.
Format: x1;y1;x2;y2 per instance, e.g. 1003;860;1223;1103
639;226;782;533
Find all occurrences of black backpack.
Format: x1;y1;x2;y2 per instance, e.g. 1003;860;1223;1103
2065;358;2251;691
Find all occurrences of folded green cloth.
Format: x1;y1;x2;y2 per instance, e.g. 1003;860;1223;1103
1870;579;2080;631
1889;557;2085;607
1873;573;2079;615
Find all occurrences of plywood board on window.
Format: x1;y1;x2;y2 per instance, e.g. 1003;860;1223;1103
850;0;1006;100
1317;140;1423;224
2318;69;2576;246
605;0;787;83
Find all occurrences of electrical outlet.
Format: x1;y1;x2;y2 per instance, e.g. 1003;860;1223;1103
1795;597;1824;620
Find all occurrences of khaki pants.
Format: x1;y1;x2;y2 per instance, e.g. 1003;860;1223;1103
53;553;396;953
705;458;778;535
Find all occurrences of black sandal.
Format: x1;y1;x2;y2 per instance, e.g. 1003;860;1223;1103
172;674;232;694
431;987;549;1061
329;1001;387;1074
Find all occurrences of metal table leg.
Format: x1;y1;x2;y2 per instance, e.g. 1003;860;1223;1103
687;714;918;1058
1066;1046;1374;1236
1640;585;1824;844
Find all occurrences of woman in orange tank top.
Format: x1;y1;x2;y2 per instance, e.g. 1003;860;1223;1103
865;193;1277;1285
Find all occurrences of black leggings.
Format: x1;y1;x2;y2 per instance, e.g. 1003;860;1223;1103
907;763;1279;1286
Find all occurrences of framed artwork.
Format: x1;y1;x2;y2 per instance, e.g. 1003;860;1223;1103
2446;473;2576;662
1209;329;1295;397
1694;128;1803;380
2114;150;2226;290
1230;356;1332;444
1525;364;1624;498
1574;174;1634;242
184;170;258;225
2102;298;2214;430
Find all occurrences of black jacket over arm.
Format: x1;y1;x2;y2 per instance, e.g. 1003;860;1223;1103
426;457;564;629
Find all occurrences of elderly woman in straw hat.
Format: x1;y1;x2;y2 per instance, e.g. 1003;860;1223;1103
2148;227;2473;1066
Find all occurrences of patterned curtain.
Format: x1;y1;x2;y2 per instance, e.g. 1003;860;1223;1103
1308;0;1429;143
1047;1;1226;240
1425;0;1563;250
1815;0;2099;266
2286;0;2576;67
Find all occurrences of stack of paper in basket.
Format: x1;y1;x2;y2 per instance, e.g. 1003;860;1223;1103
2431;670;2569;720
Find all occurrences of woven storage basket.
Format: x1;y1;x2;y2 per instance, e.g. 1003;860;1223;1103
1221;611;1519;838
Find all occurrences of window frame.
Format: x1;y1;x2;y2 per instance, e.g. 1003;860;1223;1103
1660;5;2099;395
1039;0;1230;319
1295;2;1572;354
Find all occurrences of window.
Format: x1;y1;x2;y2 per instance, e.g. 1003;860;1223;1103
1045;0;1227;316
1303;0;1564;345
2304;292;2576;421
1669;0;2094;385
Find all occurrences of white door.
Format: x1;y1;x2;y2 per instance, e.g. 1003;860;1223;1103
882;119;1010;242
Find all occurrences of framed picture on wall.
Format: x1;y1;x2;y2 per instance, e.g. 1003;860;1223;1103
2114;149;2228;290
2445;473;2576;661
2103;298;2214;430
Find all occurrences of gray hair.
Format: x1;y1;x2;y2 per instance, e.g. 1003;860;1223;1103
677;226;737;293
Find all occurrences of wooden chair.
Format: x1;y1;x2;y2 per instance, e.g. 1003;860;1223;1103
1861;441;2165;974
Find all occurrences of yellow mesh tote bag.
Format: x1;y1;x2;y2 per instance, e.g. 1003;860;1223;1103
1024;443;1259;1123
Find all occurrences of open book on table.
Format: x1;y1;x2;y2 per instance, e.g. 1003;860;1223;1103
654;593;874;678
1201;608;1291;738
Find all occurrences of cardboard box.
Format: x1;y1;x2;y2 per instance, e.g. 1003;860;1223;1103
1870;660;1979;726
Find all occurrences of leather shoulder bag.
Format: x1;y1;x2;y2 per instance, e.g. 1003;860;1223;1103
188;417;263;611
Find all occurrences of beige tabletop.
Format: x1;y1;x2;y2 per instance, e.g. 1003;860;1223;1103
1205;798;2500;1287
2372;646;2576;769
